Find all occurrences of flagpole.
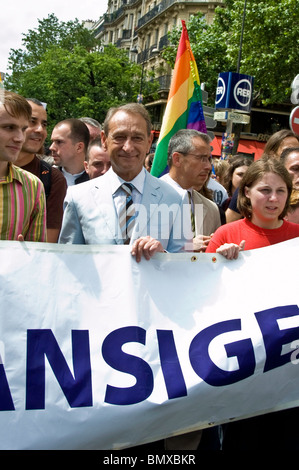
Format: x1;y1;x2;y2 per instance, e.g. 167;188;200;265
151;20;206;177
237;0;247;73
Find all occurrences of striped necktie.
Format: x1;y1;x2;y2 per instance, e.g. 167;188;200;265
119;183;136;244
188;190;195;236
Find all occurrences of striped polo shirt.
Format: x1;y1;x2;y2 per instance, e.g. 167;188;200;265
0;163;47;241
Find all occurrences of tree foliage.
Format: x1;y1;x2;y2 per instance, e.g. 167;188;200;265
4;14;158;131
6;14;96;83
163;0;299;107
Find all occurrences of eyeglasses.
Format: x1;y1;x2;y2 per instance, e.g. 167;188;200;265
181;153;212;163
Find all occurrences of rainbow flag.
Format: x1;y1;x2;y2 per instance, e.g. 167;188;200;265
151;20;207;177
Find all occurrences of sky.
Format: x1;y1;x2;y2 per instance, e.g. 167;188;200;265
0;0;108;75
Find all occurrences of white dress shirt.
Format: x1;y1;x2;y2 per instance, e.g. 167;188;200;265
110;167;146;217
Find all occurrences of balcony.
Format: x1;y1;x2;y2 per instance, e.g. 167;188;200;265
156;74;172;91
104;7;125;25
137;0;223;30
136;45;159;63
93;21;105;37
122;29;133;40
158;34;169;51
137;0;176;29
116;29;133;47
102;0;142;25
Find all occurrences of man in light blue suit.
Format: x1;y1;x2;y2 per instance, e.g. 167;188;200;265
59;103;192;261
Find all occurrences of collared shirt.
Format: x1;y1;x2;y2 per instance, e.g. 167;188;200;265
160;173;195;233
61;168;87;186
160;172;195;209
0;163;47;241
160;173;188;196
110;167;145;217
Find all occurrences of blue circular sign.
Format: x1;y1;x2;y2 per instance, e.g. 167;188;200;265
233;79;252;108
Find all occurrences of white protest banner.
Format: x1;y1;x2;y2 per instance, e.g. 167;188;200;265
0;238;299;450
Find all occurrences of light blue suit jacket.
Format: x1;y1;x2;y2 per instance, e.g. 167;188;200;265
58;169;192;252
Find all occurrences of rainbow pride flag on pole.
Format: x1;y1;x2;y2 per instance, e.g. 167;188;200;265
151;20;207;177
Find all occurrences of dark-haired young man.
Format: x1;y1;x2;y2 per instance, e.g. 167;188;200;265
15;98;67;242
50;118;90;186
0;91;46;241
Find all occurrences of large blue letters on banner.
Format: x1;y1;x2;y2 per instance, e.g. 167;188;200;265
1;305;298;411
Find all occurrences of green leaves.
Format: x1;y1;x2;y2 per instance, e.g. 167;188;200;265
4;15;150;137
163;0;299;107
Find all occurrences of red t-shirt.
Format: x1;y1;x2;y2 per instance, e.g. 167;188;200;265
206;218;299;253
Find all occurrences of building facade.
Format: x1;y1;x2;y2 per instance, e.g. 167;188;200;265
91;0;293;158
92;0;223;129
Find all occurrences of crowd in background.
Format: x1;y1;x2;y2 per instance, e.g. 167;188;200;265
1;89;299;450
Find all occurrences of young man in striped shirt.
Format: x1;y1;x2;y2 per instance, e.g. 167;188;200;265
0;90;47;241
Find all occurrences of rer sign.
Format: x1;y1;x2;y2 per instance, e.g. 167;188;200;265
215;72;254;112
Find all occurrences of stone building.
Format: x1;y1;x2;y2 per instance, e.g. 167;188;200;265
92;0;223;130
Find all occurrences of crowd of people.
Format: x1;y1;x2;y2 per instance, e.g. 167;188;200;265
1;89;299;450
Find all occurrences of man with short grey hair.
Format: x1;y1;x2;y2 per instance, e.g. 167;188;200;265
161;129;221;252
79;117;102;142
59;103;192;261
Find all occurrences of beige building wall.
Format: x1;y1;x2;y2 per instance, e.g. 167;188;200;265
92;1;223;127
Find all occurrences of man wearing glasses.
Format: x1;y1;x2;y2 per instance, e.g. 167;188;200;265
161;129;221;252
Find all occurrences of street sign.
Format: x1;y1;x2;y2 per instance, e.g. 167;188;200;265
201;89;208;104
203;105;217;129
204;116;217;129
228;111;250;124
203;105;216;117
214;111;250;124
215;72;254;113
290;106;299;134
214;111;227;121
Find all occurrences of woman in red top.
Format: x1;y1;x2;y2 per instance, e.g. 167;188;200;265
206;156;299;258
207;156;299;450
